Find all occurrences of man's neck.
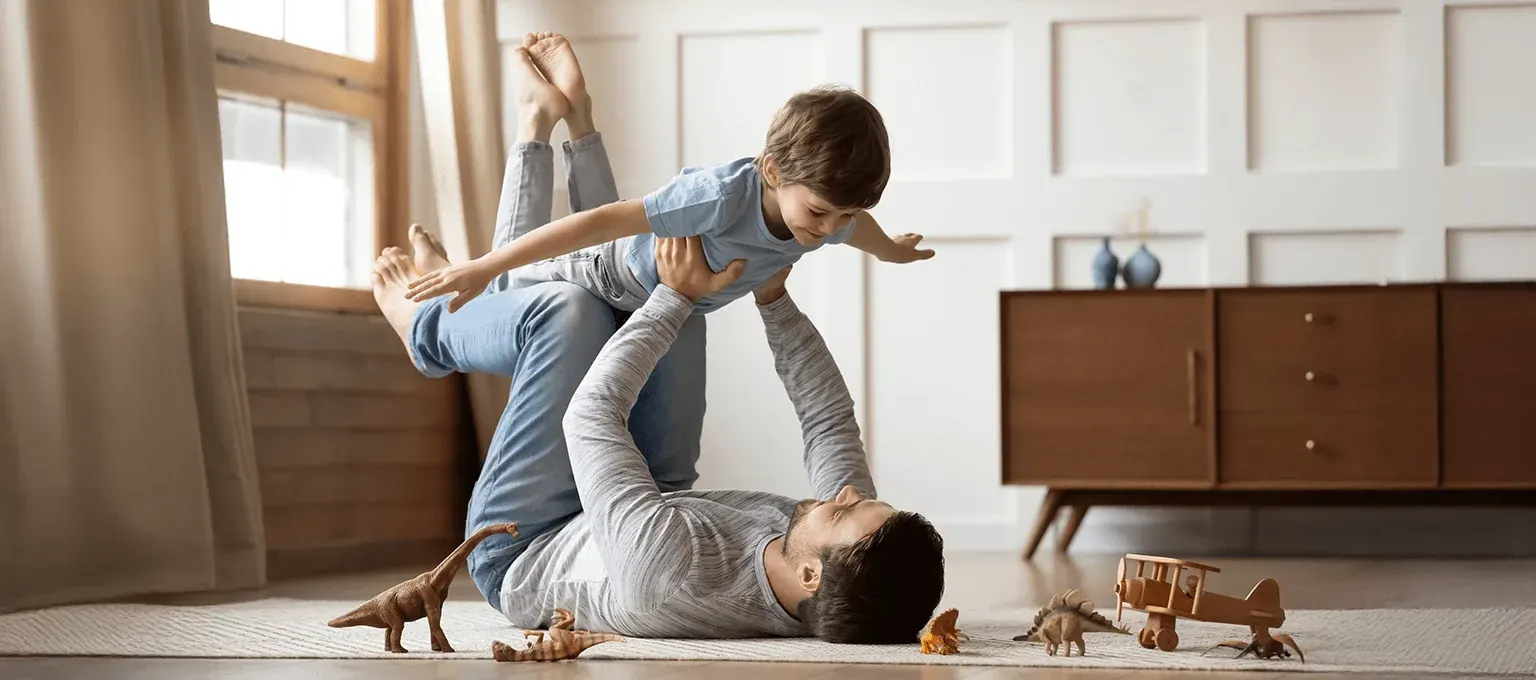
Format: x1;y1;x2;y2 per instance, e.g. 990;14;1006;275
762;535;807;620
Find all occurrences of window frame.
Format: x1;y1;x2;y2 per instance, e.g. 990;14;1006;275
212;0;412;314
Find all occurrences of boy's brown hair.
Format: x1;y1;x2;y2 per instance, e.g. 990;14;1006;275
756;84;890;210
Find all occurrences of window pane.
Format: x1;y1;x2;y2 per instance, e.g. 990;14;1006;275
211;0;375;61
210;0;283;41
217;94;375;290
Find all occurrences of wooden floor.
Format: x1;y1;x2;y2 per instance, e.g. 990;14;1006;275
6;552;1535;679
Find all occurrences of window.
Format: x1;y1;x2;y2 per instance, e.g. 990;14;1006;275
211;0;409;312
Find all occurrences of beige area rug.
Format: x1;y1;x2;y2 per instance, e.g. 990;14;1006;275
1;598;1532;675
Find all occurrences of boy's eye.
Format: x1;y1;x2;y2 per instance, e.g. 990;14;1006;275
808;209;824;216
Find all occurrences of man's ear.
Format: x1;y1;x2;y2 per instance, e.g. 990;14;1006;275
797;558;822;595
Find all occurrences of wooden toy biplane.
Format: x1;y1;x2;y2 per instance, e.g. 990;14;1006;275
1112;554;1304;661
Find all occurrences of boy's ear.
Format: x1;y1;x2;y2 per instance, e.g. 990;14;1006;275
760;155;779;187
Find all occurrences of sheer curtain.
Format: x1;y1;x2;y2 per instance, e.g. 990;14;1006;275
414;0;507;455
0;0;265;613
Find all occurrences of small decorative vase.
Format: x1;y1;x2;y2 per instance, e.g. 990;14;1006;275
1090;237;1119;290
1120;243;1162;288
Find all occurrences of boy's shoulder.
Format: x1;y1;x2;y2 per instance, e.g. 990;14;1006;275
642;157;761;237
670;157;759;195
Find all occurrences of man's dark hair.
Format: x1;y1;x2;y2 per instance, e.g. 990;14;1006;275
796;511;945;644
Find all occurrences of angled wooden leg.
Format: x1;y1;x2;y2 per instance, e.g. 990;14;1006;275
1022;489;1065;560
1057;503;1089;553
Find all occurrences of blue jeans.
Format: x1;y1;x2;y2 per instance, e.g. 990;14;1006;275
405;133;706;609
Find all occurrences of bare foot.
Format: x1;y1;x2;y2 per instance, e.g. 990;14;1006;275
527;32;594;138
528;32;586;108
513;45;567;142
409;223;451;274
372;247;422;348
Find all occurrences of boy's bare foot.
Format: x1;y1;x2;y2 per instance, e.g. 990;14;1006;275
373;247;422;348
409;223;451;274
513;44;566;142
527;32;594;139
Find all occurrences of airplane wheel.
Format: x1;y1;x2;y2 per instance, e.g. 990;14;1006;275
1155;628;1178;652
1137;627;1156;649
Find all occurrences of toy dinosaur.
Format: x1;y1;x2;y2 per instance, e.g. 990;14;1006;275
1204;627;1306;663
327;522;519;653
1012;588;1130;657
918;608;964;654
491;607;623;661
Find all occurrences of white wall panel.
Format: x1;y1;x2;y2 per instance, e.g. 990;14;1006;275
494;0;1536;557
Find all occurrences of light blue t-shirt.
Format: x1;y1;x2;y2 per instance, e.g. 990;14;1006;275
624;157;854;314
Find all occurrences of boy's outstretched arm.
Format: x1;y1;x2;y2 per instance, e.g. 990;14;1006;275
753;268;877;501
406;199;651;311
843;210;935;264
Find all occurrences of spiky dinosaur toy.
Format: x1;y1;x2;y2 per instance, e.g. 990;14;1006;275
327;522;519;653
1012;588;1130;657
491;608;623;662
918;608;965;654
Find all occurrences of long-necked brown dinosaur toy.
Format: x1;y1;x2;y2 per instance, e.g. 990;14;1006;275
328;522;519;653
491;607;623;662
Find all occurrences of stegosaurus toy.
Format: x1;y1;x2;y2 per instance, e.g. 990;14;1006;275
492;608;623;662
1012;588;1130;656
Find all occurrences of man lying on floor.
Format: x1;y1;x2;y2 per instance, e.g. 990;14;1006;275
371;233;945;644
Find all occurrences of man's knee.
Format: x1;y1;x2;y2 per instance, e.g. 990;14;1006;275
526;283;616;346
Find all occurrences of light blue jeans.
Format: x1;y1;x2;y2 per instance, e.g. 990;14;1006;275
404;133;706;609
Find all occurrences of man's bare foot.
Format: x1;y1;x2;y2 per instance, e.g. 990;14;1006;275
513;44;567;142
373;247;422;348
527;32;594;139
408;223;451;274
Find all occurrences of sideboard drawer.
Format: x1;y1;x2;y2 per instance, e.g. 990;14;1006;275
1441;285;1536;488
1218;409;1438;488
1217;287;1439;413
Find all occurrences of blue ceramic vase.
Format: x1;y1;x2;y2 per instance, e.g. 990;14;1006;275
1090;237;1119;289
1120;243;1162;288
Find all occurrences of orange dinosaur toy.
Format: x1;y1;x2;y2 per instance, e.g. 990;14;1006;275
919;608;964;654
327;522;519;653
492;608;624;661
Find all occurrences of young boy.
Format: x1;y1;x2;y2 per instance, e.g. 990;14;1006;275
405;33;933;315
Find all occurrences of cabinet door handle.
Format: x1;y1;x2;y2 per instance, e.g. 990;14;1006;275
1187;349;1198;426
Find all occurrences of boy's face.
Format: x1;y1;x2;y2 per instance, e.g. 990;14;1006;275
773;184;860;246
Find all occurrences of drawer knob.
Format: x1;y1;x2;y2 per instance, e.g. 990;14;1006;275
1305;371;1316;382
1305;440;1316;451
1304;312;1314;323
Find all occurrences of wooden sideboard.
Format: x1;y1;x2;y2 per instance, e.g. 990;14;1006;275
1000;281;1536;558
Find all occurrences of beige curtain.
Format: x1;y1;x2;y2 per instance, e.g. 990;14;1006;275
0;0;265;613
414;0;507;455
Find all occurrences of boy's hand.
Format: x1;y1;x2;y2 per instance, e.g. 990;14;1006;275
881;233;935;263
656;236;745;303
406;260;496;312
754;265;792;305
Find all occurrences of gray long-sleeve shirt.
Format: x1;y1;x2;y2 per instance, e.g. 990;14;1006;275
496;285;876;638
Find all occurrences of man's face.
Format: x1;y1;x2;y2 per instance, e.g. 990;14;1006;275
772;183;859;247
783;485;895;558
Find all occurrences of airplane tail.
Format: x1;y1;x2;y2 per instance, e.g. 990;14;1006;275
1244;577;1281;606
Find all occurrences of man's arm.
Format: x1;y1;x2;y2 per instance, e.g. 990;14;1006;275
562;284;698;612
562;236;745;612
753;278;876;501
842;210;935;264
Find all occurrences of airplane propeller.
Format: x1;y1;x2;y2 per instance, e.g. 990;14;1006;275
1114;556;1126;621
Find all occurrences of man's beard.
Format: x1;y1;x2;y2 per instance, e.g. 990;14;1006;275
782;499;820;555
